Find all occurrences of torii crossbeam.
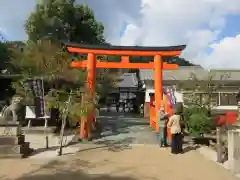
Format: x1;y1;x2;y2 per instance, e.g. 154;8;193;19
65;42;186;139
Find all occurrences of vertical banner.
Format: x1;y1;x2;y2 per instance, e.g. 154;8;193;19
163;87;176;108
25;78;45;118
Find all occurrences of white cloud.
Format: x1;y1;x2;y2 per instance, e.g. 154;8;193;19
120;24;141;45
120;0;240;68
203;34;240;68
75;0;141;45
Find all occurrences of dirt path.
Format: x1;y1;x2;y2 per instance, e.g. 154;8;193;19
0;144;238;180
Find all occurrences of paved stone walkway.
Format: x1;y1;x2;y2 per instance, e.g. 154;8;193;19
95;112;159;145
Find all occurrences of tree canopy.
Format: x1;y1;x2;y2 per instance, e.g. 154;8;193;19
0;42;10;70
25;0;105;44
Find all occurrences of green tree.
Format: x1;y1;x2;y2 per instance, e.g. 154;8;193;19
10;40;100;140
9;39;118;139
183;106;213;136
0;42;10;70
25;0;105;44
180;72;230;136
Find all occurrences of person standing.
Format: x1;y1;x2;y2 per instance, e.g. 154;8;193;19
122;99;126;112
167;110;183;154
139;104;144;117
158;105;169;147
116;102;119;112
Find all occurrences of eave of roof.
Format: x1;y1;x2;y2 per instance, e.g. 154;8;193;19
63;41;186;52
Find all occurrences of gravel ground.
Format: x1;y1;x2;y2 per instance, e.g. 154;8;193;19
0;112;239;180
0;144;239;180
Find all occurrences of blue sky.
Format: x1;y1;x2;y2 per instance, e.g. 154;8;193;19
203;14;240;55
120;22;128;38
219;14;240;39
0;0;36;41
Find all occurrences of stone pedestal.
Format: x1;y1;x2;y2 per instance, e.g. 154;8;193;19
0;121;32;158
228;126;240;174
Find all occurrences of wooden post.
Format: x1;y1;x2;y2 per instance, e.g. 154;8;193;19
87;53;96;95
80;93;86;139
216;126;223;163
154;55;163;132
237;102;240;122
149;94;155;128
236;90;240;123
80;53;96;139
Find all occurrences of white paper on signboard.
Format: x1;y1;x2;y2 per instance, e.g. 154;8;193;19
25;106;36;119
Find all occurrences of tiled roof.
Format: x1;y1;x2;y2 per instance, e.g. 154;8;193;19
139;66;240;81
139;66;207;81
210;69;240;81
117;73;138;88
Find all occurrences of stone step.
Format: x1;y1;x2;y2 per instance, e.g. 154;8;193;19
0;142;30;155
0;135;25;145
0;126;22;136
22;127;55;135
0;153;24;159
22;127;75;136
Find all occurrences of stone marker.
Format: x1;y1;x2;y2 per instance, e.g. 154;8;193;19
0;120;32;158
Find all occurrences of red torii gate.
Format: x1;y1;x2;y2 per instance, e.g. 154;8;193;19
65;43;186;139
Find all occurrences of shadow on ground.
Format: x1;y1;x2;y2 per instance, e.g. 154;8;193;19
93;137;134;152
183;145;200;153
15;158;137;180
192;137;216;146
183;134;217;146
27;146;60;157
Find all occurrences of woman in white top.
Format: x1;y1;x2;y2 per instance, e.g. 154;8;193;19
167;110;183;154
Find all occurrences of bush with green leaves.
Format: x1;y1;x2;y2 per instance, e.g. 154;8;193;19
183;106;214;137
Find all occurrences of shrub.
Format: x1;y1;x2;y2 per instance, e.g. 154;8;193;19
183;106;214;137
